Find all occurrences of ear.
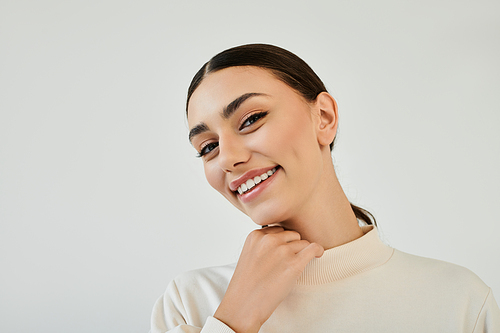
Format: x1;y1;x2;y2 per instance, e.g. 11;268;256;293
314;92;338;147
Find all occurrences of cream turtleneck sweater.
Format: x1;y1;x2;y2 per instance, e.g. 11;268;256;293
150;226;500;332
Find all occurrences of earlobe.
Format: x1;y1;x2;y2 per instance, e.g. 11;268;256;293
315;92;338;146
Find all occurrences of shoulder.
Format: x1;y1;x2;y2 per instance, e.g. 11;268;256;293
169;262;236;297
152;263;237;329
382;250;500;330
387;249;490;295
156;263;236;326
390;249;485;280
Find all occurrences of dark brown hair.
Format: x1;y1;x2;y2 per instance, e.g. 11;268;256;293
186;44;376;226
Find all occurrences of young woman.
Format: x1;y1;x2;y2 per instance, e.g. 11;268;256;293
151;44;500;332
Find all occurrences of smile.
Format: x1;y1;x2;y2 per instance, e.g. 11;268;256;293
236;167;278;195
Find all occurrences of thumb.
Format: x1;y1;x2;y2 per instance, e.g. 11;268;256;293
296;242;324;267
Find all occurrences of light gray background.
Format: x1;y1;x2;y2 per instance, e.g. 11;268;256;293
1;1;499;332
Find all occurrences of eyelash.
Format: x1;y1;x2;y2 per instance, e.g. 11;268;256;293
239;111;268;130
196;142;218;158
196;111;269;158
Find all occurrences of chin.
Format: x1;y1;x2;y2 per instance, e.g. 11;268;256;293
247;206;291;227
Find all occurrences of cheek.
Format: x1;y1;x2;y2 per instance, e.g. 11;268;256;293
204;163;243;211
204;163;225;193
246;116;305;157
273;115;315;155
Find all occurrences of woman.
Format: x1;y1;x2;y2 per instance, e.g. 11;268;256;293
151;44;499;332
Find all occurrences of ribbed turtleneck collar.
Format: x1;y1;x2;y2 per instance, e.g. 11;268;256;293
296;226;394;285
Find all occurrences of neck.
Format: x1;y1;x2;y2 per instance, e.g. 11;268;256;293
278;155;363;250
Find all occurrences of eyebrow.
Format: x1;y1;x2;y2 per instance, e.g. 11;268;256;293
188;92;267;143
188;123;209;142
222;92;266;119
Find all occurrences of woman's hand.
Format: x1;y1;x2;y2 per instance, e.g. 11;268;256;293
213;226;324;332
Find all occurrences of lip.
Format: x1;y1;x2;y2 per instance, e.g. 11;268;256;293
237;166;280;203
229;165;279;192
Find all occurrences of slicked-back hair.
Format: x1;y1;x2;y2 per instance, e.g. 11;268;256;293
186;44;376;226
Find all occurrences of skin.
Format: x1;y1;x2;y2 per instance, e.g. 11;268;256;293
188;66;363;332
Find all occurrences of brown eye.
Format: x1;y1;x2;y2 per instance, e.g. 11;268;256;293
239;111;268;130
197;142;219;158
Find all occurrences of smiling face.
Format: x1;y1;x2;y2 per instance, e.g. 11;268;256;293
187;66;336;226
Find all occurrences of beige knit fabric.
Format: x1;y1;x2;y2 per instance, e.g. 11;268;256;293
151;227;500;332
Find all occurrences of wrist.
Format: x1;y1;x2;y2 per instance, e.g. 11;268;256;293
214;306;262;333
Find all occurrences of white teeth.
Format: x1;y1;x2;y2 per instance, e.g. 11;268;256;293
236;167;278;195
246;179;255;189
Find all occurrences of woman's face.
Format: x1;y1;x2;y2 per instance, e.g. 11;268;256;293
187;66;330;226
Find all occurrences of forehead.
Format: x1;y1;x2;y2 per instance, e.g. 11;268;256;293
187;66;292;126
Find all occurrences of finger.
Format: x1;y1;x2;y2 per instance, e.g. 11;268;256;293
296;243;324;266
259;226;284;234
285;239;311;254
278;230;302;243
261;230;301;245
260;226;301;241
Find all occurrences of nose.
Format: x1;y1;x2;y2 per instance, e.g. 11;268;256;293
217;134;250;173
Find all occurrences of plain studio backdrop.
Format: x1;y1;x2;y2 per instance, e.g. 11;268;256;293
1;1;499;332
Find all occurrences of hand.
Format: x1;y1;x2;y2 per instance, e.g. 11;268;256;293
214;226;324;332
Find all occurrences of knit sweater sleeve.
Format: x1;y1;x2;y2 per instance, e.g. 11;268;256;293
150;280;235;333
472;288;500;333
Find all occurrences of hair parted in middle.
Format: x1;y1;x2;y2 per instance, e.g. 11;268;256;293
186;43;376;226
